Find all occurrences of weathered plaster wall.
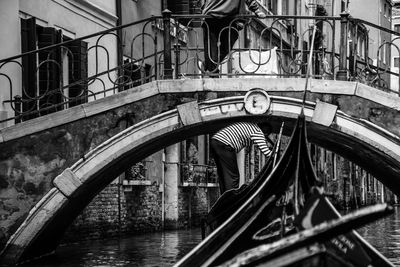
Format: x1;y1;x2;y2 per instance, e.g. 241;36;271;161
0;93;190;250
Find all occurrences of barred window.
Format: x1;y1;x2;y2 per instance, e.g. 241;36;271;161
394;57;400;68
394;24;400;33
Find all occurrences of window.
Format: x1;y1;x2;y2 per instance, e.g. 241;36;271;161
384;3;387;17
381;43;386;65
394;57;400;68
268;0;278;14
20;17;87;121
282;0;289;15
357;35;365;59
394;24;400;33
167;0;201;15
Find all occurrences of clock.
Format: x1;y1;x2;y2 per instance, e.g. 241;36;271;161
244;89;271;115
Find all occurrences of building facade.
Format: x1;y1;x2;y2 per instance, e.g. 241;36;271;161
391;0;400;91
0;0;119;129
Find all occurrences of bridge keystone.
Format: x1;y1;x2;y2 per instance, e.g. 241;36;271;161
312;101;338;127
53;168;82;198
177;101;202;125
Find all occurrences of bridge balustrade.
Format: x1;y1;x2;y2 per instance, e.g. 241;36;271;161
1;12;399;125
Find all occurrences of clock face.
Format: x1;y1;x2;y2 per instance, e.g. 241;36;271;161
244;89;271;115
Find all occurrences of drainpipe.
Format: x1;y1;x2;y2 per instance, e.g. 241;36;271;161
114;0;123;235
116;0;124;92
162;150;165;229
118;175;122;235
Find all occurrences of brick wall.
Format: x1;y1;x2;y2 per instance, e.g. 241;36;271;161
63;184;121;242
178;187;219;228
123;185;162;232
63;183;162;243
63;183;220;243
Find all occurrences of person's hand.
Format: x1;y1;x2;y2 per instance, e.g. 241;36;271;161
255;10;267;18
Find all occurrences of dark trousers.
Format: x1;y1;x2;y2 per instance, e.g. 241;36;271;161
202;18;240;74
210;139;240;194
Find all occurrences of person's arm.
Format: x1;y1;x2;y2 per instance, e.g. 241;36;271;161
251;129;272;157
245;0;267;18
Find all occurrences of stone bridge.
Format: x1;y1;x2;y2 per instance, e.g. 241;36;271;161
1;77;400;264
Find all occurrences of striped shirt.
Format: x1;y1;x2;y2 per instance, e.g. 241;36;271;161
212;122;271;156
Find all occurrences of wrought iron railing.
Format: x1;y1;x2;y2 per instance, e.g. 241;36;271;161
0;16;163;124
124;160;153;181
180;162;218;185
1;12;400;125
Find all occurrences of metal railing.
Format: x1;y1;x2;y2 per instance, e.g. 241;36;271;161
0;16;163;124
1;12;400;125
180;162;218;185
124;160;154;181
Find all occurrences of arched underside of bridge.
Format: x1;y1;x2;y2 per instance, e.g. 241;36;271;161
2;95;400;265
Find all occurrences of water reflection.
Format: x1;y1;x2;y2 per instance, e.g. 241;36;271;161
21;229;202;267
22;206;400;266
357;206;400;266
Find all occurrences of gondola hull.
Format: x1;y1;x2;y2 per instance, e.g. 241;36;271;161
174;115;394;267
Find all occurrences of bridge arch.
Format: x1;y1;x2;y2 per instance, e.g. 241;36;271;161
2;95;400;265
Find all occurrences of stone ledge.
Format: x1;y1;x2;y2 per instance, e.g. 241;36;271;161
181;182;219;187
122;180;152;186
1;78;400;144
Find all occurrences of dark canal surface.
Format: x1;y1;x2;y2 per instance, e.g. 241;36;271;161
22;206;400;267
357;205;400;266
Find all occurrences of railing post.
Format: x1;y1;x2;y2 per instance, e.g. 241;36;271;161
163;9;173;79
337;12;350;81
14;95;22;123
174;44;181;79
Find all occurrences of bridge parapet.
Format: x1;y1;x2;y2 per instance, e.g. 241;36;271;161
1;13;400;127
1;77;400;144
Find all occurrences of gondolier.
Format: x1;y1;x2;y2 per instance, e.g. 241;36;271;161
210;122;272;194
201;0;266;75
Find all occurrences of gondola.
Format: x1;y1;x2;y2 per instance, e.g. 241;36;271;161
175;24;395;267
174;114;395;267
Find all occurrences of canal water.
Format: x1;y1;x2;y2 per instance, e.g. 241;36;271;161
357;205;400;266
22;206;400;267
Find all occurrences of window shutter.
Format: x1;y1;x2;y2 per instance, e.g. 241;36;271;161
20;17;37;121
37;27;62;114
67;40;88;107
